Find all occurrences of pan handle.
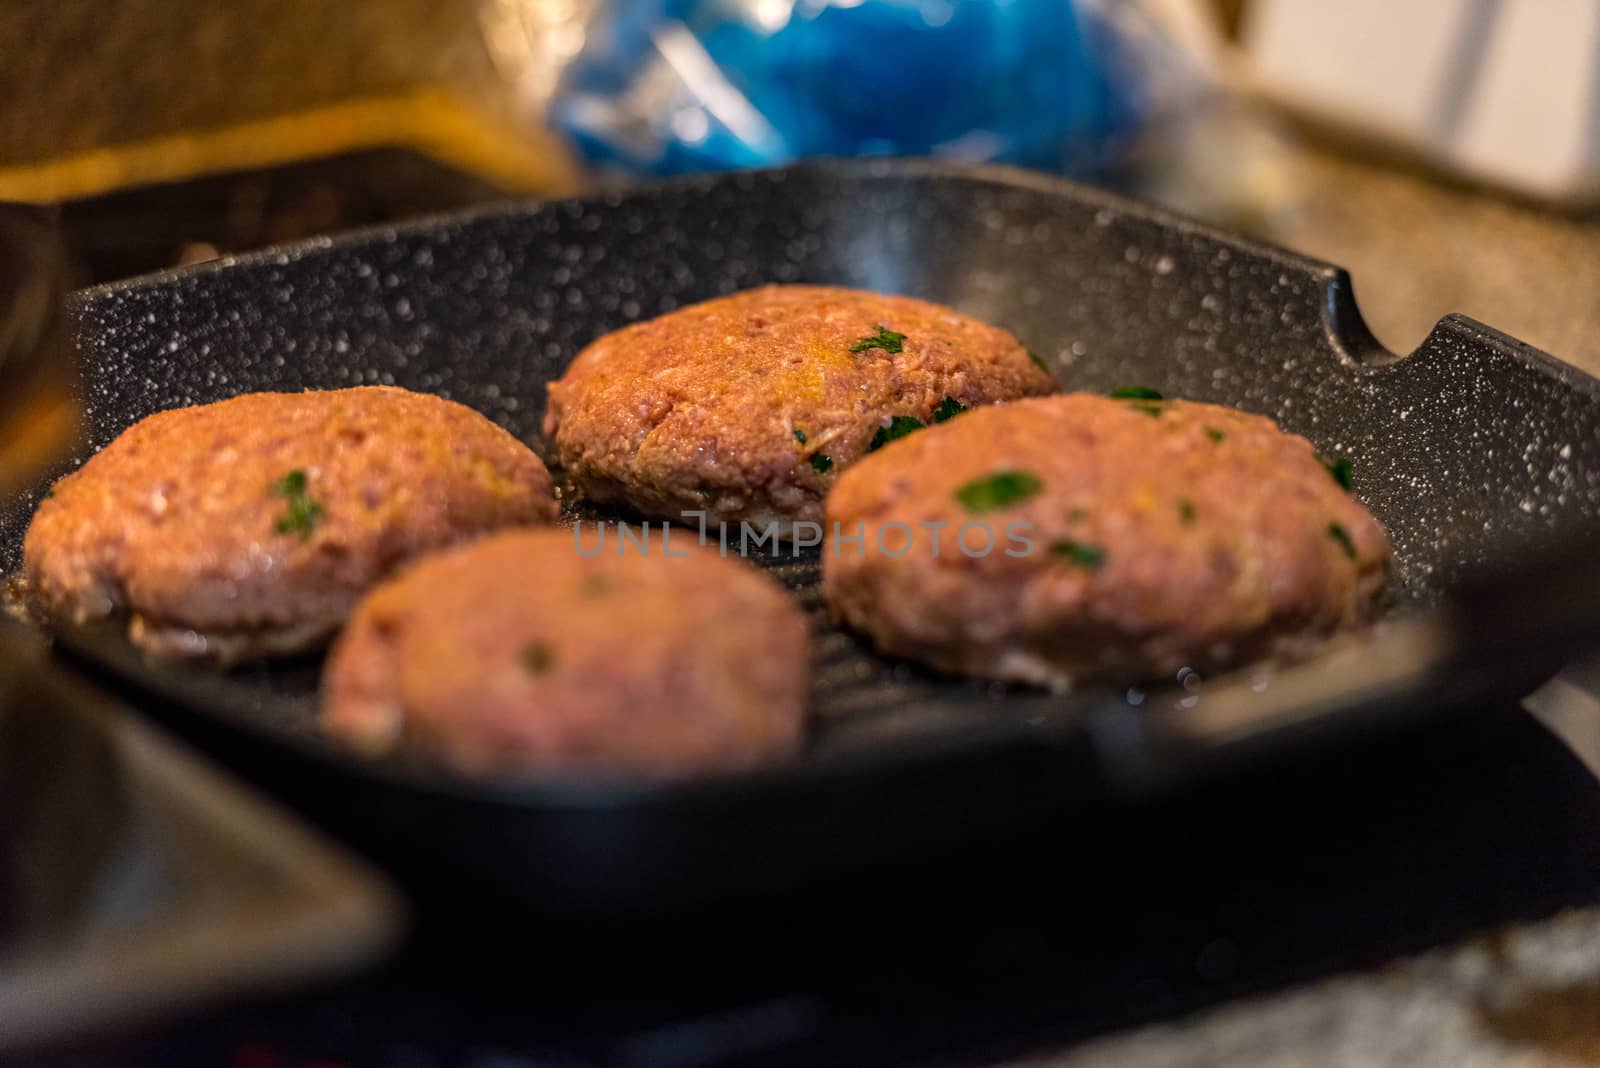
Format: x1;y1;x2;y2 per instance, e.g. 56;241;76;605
1445;529;1600;676
1085;524;1600;796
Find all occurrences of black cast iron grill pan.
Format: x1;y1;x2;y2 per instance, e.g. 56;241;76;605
4;160;1599;914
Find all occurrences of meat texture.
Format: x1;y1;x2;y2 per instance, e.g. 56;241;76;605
822;393;1391;689
24;386;558;661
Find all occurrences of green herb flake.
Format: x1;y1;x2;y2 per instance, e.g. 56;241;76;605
1177;498;1197;524
933;396;968;423
1327;521;1358;560
271;469;309;498
1205;427;1226;443
273;497;325;540
1320;453;1355;492
868;415;925;452
1051;539;1106;570
520;641;555;675
1110;386;1164;400
850;325;906;355
269;469;324;540
1066;506;1089;522
1127;400;1168;418
955;470;1043;513
810;453;834;474
792;428;807;445
1026;348;1053;375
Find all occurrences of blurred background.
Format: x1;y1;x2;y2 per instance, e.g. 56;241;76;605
7;0;1600;372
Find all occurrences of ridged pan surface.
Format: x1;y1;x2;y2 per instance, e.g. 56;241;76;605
4;159;1599;806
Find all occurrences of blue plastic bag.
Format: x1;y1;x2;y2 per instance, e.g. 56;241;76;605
551;0;1146;177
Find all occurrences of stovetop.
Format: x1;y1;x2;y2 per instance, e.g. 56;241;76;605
22;696;1600;1068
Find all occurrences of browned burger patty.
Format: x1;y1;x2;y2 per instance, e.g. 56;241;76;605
24;387;558;661
822;393;1391;689
543;285;1057;535
322;528;810;777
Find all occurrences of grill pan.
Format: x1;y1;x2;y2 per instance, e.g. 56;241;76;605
4;159;1600;916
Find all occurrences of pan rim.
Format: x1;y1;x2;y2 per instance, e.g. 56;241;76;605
75;157;1600;391
71;157;1346;308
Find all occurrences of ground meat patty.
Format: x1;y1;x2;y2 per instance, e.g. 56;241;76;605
24;387;558;662
323;528;809;777
543;285;1057;536
822;393;1391;689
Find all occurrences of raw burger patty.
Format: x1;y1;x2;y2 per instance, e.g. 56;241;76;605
24;387;558;661
543;284;1057;536
822;393;1391;689
323;528;810;778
